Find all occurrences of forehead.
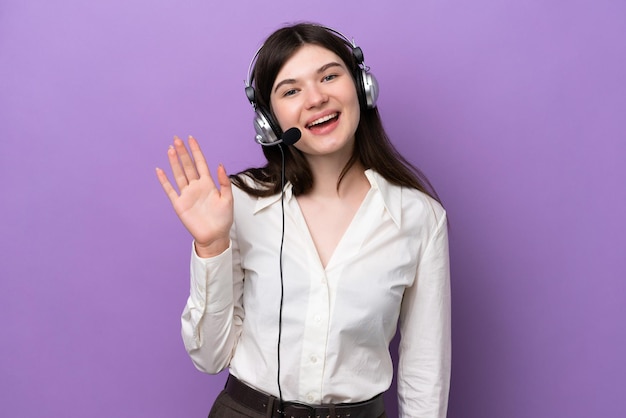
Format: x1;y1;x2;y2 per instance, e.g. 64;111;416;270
273;44;347;82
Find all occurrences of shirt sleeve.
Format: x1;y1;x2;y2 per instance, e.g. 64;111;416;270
398;212;451;417
180;221;245;374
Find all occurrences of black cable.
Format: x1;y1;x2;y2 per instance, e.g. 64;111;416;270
276;144;286;410
256;129;300;414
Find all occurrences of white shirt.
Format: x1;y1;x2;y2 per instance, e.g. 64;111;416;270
181;169;451;418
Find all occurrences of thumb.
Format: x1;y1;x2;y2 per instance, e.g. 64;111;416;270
216;164;232;198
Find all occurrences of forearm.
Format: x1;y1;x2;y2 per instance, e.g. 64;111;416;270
181;240;244;373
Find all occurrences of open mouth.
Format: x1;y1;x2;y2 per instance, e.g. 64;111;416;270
306;113;339;129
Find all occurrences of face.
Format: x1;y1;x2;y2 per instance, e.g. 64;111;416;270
270;44;361;161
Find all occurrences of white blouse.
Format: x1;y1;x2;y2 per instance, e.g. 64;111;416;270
181;169;451;418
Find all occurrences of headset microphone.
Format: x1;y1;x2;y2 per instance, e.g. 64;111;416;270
280;127;301;145
256;127;301;147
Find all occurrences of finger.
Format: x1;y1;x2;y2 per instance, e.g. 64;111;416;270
155;167;180;205
188;135;212;179
174;136;200;181
216;163;233;200
168;140;189;192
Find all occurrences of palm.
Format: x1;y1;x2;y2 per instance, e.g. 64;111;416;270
173;174;232;244
156;136;233;253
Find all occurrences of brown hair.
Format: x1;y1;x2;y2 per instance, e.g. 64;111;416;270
231;23;441;203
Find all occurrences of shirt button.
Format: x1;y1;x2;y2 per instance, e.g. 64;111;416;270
307;394;315;403
310;355;318;363
314;315;321;323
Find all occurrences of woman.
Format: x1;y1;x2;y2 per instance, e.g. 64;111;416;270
156;23;450;418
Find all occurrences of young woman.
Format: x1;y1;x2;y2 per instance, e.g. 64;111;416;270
156;23;450;418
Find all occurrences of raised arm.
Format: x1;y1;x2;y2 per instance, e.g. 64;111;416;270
156;136;242;373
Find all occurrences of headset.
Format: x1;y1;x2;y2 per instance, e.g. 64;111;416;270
244;25;379;146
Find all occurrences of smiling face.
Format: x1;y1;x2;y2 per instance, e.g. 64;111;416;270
270;44;361;162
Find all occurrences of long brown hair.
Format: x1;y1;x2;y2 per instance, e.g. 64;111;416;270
231;23;441;204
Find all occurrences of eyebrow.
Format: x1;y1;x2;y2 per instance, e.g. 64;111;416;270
273;62;344;93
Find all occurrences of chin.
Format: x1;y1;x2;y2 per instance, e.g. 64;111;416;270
297;136;355;158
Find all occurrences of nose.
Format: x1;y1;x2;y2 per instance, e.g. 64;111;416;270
304;84;328;109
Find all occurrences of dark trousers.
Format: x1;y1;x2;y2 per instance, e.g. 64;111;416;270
208;390;387;418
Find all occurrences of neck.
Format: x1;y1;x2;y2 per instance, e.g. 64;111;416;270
305;156;368;199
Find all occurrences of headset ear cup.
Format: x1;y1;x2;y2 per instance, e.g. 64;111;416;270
355;69;379;109
245;81;282;145
361;70;379;109
350;45;377;109
253;106;283;145
245;85;256;104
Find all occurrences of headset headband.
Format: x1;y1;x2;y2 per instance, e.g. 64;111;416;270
244;25;367;107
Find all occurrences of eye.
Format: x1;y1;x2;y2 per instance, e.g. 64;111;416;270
282;88;298;97
323;74;338;82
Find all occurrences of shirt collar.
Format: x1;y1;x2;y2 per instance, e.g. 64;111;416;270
254;183;292;214
364;169;402;228
253;169;402;228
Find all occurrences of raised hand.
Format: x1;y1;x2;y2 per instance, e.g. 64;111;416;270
156;135;233;258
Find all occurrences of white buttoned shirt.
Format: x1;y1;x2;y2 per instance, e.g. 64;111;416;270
181;169;451;418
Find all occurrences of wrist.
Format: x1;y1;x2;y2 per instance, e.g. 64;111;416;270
194;238;229;258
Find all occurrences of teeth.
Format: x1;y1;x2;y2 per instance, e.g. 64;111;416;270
308;113;337;127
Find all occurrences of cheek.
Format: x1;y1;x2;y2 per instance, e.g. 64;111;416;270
269;100;295;131
346;92;361;128
350;86;361;110
343;83;361;119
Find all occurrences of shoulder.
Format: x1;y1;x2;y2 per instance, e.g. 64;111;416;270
368;170;446;230
402;186;446;228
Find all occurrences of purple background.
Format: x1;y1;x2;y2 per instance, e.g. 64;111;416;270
1;0;625;417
